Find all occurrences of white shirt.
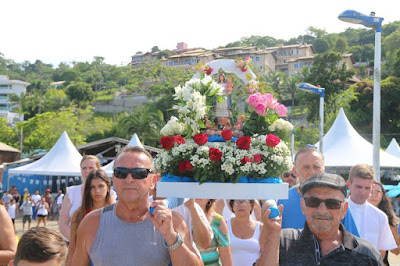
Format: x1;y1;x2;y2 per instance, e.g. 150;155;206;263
348;197;397;251
32;194;41;206
7;203;16;219
173;202;213;257
56;194;64;205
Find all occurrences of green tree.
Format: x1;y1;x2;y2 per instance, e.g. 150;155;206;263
383;31;400;76
313;39;330;53
282;76;299;114
334;36;348;53
65;82;95;108
266;70;285;100
0;117;18;147
393;48;400;77
300;51;356;122
151;46;160;52
116;104;165;146
42;88;69;112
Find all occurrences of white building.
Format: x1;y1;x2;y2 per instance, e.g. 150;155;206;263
0;75;30;124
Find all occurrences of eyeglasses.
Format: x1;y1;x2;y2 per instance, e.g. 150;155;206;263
233;200;251;205
303;196;343;210
113;167;152;179
283;172;296;178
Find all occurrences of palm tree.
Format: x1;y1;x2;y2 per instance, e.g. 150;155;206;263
117;104;165;147
282;76;299;118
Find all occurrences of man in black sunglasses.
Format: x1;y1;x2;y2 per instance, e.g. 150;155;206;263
278;147;360;237
256;173;382;265
72;146;202;266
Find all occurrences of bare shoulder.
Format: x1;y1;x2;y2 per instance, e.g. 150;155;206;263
77;209;102;247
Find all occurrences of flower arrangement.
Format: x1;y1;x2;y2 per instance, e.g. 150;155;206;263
162;75;225;137
242;92;289;136
156;60;294;184
235;57;252;72
155;133;292;183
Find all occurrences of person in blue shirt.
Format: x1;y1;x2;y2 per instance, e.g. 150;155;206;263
278;146;360;237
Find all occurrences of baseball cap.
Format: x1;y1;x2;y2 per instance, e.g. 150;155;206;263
300;173;347;197
46;188;51;192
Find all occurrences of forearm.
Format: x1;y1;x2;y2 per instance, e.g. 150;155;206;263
169;245;203;266
218;246;233;266
256;233;280;266
189;208;211;249
0;251;15;265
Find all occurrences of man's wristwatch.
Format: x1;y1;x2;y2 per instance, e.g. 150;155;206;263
164;232;183;251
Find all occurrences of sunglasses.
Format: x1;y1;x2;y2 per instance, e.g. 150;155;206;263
234;200;251;205
303;196;343;210
283;172;296;178
113;167;152;179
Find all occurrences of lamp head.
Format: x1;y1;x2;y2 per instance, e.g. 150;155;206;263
338;10;384;31
298;83;325;96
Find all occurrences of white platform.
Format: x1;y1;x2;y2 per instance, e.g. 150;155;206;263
157;182;288;200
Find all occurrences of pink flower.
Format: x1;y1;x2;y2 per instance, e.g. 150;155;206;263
275;104;288;117
263;93;278;109
254;102;267;115
247;92;261;107
245;57;250;61
247;88;254;94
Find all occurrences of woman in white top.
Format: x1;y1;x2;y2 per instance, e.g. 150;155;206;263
36;197;50;227
6;199;17;233
58;155;116;241
227;200;264;266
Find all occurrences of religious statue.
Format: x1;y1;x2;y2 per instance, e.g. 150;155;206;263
214;73;232;129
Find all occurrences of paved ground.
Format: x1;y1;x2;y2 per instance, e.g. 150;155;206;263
13;215;400;265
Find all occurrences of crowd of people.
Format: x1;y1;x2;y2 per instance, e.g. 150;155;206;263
0;145;399;265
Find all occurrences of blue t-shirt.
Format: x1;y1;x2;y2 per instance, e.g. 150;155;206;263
278;186;360;237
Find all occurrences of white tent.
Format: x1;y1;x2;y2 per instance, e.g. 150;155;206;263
386;138;400;158
9;131;83;176
102;133;143;177
314;108;400;168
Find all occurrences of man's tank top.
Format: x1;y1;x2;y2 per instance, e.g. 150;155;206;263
89;204;171;266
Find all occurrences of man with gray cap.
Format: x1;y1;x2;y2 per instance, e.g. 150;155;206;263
256;173;383;265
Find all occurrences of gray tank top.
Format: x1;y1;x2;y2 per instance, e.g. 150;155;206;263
89;204;171;266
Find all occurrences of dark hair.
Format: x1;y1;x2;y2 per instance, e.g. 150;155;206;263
294;147;324;166
80;155;101;169
374;181;399;227
229;199;255;215
71;169;111;243
13;227;67;265
349;164;374;183
114;146;154;171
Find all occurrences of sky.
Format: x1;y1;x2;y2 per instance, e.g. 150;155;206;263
1;0;399;67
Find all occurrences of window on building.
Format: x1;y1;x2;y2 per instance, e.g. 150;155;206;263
256;56;260;62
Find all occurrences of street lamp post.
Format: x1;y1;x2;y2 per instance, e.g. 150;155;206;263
298;83;325;154
339;10;384;182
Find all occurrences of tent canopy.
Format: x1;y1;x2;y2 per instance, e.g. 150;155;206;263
386;138;400;158
102;133;143;177
9;131;83;176
315;108;400;168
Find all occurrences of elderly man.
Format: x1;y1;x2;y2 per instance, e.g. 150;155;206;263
72;146;202;266
278;147;359;236
348;164;397;257
257;173;383;265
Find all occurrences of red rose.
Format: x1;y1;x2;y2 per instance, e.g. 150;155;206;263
221;130;233;141
209;148;223;162
173;135;185;145
241;156;252;165
241;67;247;72
160;136;174;150
254;154;262;163
205;67;213;75
193;133;208;145
236;136;251;150
178;160;193;172
266;134;281;147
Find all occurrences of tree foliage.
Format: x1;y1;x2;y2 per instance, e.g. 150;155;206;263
65;81;95;107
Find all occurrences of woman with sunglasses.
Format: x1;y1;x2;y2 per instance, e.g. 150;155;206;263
59;155;116;242
195;199;233;266
227;200;264;266
66;169;113;265
368;181;400;265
